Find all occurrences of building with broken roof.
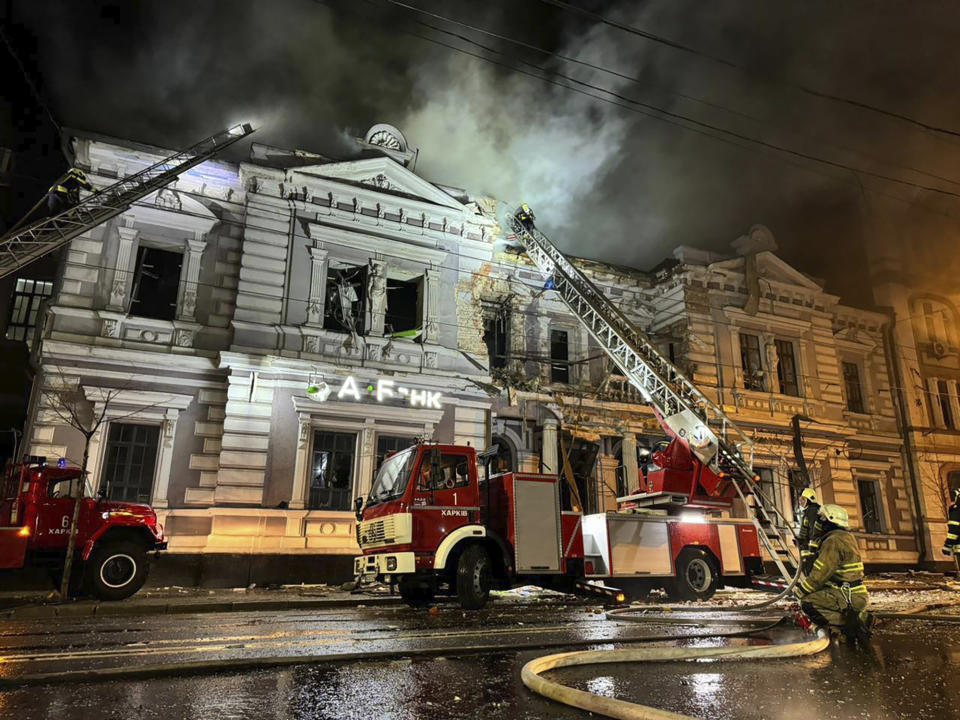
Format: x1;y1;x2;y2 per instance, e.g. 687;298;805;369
6;123;927;583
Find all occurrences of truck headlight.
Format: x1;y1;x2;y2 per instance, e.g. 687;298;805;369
386;557;397;571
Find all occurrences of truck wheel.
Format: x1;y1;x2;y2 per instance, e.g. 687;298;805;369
85;541;148;601
666;548;719;602
456;544;491;610
398;579;435;608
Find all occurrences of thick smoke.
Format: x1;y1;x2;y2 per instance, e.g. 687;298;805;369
12;0;960;299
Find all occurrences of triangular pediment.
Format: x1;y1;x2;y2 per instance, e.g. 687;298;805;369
292;156;467;212
710;251;822;292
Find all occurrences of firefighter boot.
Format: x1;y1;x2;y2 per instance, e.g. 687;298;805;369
856;610;876;645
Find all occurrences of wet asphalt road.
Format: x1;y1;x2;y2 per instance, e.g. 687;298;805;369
1;600;959;719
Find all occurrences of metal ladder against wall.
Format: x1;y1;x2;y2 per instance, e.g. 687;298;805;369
509;209;799;583
0;123;255;280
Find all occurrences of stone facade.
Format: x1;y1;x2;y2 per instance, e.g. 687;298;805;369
11;125;929;578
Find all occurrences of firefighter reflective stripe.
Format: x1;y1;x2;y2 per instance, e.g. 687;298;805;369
799;577;816;594
948;533;959;540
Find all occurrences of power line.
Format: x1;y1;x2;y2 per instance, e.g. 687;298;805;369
538;0;960;140
376;0;960;192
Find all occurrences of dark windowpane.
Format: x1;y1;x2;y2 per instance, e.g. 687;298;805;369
375;435;415;474
937;379;954;429
775;339;799;396
857;479;883;534
385;276;422;335
482;303;509;370
843;361;864;413
130;246;182;321
101;423;160;503
309;431;357;511
550;329;570;384
323;265;366;335
739;333;764;390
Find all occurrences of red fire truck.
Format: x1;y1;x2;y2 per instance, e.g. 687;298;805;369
354;440;763;609
0;457;167;599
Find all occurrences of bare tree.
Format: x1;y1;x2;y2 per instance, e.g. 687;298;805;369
39;366;165;599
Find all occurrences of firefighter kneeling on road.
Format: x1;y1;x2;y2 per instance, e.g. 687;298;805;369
796;503;875;643
797;487;821;575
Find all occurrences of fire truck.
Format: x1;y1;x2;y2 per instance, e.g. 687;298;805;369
354;205;798;609
0;457;167;600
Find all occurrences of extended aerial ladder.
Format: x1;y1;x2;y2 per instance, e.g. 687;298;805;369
509;205;799;586
0;123;255;280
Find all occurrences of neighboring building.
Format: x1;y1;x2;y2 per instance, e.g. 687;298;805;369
488;225;918;567
869;196;960;564
10;123;926;584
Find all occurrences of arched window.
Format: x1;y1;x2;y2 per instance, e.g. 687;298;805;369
911;296;959;353
489;434;516;474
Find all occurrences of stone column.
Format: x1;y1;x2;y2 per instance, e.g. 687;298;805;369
305;246;329;326
542;418;559;475
109;226;139;311
178;235;206;321
621;432;640;495
150;409;180;508
422;267;440;343
367;260;387;336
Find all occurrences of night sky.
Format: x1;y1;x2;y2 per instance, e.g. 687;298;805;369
6;0;960;305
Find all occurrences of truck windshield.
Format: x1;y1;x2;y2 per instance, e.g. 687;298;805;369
366;448;415;506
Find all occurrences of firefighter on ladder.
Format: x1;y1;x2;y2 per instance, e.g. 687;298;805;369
941;489;960;567
796;504;875;643
797;487;822;574
46;167;93;216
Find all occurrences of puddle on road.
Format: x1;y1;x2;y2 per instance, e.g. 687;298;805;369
1;619;959;719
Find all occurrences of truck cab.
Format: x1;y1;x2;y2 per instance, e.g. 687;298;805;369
0;457;167;599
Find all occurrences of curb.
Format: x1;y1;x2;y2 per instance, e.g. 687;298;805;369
0;595;401;620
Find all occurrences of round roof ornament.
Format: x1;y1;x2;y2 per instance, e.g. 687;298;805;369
364;124;408;153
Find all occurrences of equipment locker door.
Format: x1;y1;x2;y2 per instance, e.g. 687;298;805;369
513;474;562;573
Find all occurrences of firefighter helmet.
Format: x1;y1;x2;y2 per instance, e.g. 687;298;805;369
800;487;818;503
818;503;849;529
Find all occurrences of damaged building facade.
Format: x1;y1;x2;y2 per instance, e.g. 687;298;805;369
10;123;927;583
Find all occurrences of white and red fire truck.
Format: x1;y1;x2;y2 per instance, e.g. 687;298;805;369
355;204;794;609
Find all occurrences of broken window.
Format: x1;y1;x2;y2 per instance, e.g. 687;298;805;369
857;479;883;533
385;276;422;336
323;264;366;335
6;278;53;343
739;333;764;391
482;303;510;370
775;339;800;396
130;246;182;321
842;361;865;413
550;329;570;384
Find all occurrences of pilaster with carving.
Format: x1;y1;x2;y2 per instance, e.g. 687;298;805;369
306;246;330;326
151;408;180;508
109;226;140;311
178;235;206;322
289;412;313;509
422;267;440;343
367;260;387;336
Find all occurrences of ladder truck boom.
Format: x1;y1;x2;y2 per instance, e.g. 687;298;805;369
0;123;255;280
509;204;799;584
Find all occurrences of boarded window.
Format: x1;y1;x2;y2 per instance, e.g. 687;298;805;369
775;339;800;396
130;246;182;321
843;361;865;413
739;333;764;390
550;329;570;384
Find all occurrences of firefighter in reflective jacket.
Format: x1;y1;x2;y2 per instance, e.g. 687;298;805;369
796;487;822;574
516;203;535;229
942;489;960;558
796;504;874;642
47;167;93;216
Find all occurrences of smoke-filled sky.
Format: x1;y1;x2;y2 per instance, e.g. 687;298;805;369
8;0;960;304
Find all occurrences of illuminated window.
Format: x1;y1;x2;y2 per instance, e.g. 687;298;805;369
6;278;53;343
739;333;764;390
